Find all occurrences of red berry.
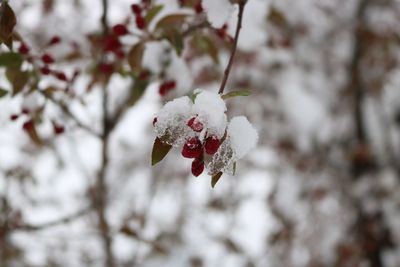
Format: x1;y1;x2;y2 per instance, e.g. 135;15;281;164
112;24;128;36
139;70;151;80
21;108;30;115
41;53;55;64
55;71;67;81
152;117;157;127
195;1;203;13
99;63;114;74
182;137;203;158
115;49;125;59
135;15;146;30
191;158;205;177
217;24;228;39
159;80;176;96
187;117;204;132
178;0;185;7
48;36;61;46
131;4;142;14
18;43;30;55
204;135;220;155
22;120;34;131
40;65;51;75
53;123;65;135
103;35;122;52
10;114;19;121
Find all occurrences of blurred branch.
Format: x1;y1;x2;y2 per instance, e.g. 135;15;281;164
42;93;102;138
218;1;247;94
15;207;91;232
350;0;371;144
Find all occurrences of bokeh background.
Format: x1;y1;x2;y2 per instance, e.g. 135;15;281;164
1;0;400;266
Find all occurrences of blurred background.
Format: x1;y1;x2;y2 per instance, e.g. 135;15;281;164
1;0;400;266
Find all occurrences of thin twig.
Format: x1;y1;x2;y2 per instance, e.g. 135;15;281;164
218;1;247;95
15;207;91;231
43;93;101;138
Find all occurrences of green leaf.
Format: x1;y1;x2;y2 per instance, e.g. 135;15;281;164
193;34;219;64
155;14;188;31
127;42;145;76
190;91;201;103
0;88;8;98
151;137;172;166
6;68;29;95
128;78;148;106
221;90;251;100
0;52;23;68
0;2;16;41
145;5;164;25
211;172;223;188
163;27;184;56
155;14;187;56
232;162;237;175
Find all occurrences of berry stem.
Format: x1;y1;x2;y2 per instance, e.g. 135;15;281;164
218;0;247;95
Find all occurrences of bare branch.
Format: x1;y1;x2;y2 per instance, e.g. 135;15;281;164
218;1;247;94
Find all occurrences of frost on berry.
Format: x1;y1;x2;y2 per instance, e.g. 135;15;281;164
182;137;203;158
204;135;220;155
192;90;227;138
207;140;235;175
187;116;204;132
154;96;193;146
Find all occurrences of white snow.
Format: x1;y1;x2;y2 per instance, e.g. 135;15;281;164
202;0;234;28
192;90;227;138
154;96;193;146
227;116;258;159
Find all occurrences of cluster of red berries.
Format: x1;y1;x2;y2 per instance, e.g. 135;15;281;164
131;4;146;30
18;39;69;82
11;109;64;136
176;116;221;176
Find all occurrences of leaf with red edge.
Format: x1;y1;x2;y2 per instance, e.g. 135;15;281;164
151;137;172;166
211;172;223;188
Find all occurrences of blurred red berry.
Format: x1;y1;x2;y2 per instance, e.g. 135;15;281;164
18;43;30;54
204;135;220;155
182;137;203;158
139;70;151;80
48;36;61;46
115;49;125;59
22;120;34;131
40;65;51;75
99;63;114;74
55;71;67;81
217;24;228;39
191;158;205;177
195;1;203;13
53;123;65;135
159;80;176;96
103;35;122;52
131;4;142;14
112;24;128;36
135;15;146;30
10;114;19;121
187;117;204;132
41;53;55;64
21;108;30;115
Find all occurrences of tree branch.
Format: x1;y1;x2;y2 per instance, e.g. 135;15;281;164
218;1;247;95
15;207;91;232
